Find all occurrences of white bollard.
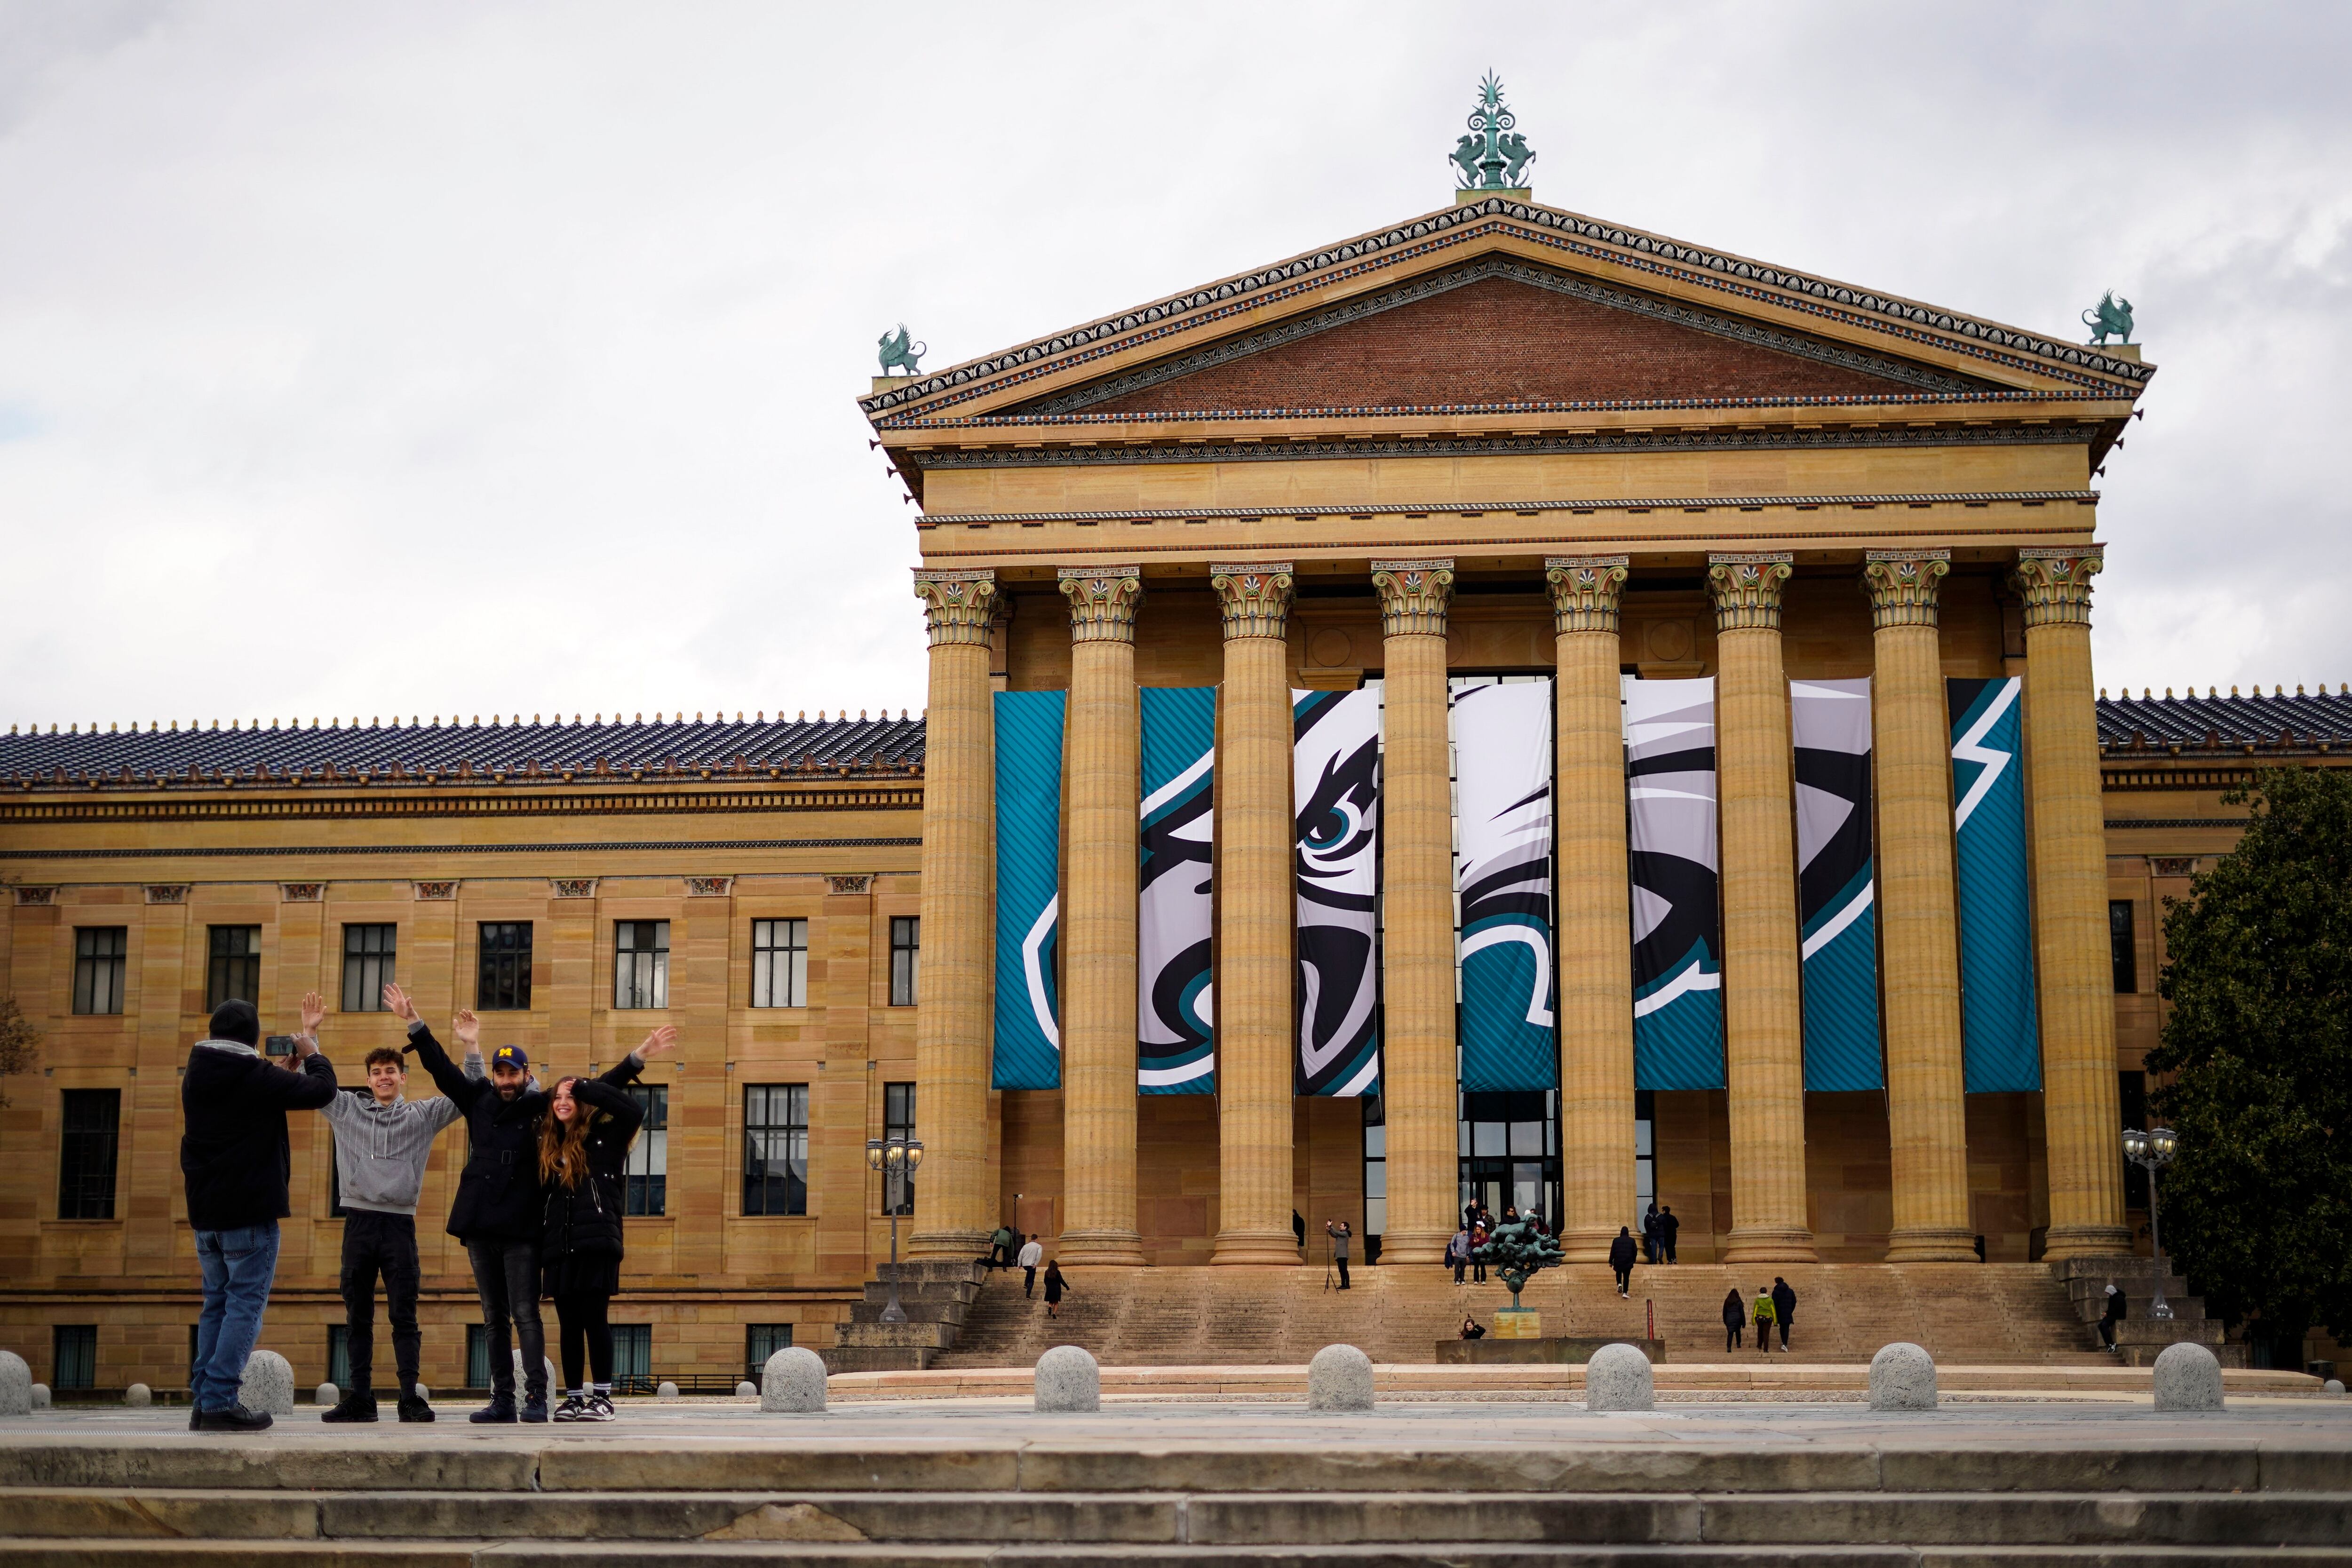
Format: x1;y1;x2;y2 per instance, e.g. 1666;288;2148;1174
0;1351;30;1417
761;1347;828;1413
657;1380;680;1401
1868;1343;1938;1411
30;1384;49;1410
735;1380;757;1399
2152;1342;2224;1411
512;1349;557;1392
1307;1345;1375;1412
315;1382;339;1407
1033;1345;1100;1413
1585;1343;1654;1412
239;1350;295;1416
124;1383;152;1408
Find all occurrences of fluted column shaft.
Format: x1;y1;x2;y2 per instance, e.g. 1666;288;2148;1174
1372;559;1456;1265
1864;551;1976;1261
1546;556;1637;1262
1057;565;1147;1265
1708;554;1818;1263
1210;564;1300;1264
2016;547;2129;1258
909;569;998;1257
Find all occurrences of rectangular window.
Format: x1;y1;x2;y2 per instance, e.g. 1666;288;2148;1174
890;916;921;1007
612;1323;652;1384
57;1089;121;1219
623;1084;667;1216
476;922;534;1011
71;927;128;1016
1633;1088;1657;1231
2109;899;2138;994
751;918;808;1008
53;1325;96;1391
2120;1069;2150;1210
342;924;397;1012
742;1083;810;1217
1362;1093;1387;1244
882;1081;916;1216
614;920;669;1010
326;1325;350;1390
467;1324;491;1389
206;925;262;1012
746;1323;793;1383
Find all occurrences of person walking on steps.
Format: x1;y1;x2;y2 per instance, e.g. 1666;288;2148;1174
990;1223;1016;1271
1327;1218;1353;1289
2099;1283;2128;1353
1018;1233;1043;1297
1607;1225;1637;1297
1771;1277;1797;1353
539;1027;676;1423
1447;1225;1472;1284
1043;1259;1069;1319
318;991;490;1424
1659;1204;1680;1264
1752;1286;1777;1353
1721;1287;1746;1352
181;997;338;1433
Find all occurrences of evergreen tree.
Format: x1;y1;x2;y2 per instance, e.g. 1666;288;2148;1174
2146;766;2352;1346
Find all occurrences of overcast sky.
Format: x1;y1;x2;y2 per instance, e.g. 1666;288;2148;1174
2;2;2345;731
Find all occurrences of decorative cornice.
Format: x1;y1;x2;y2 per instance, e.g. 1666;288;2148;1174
1861;549;1951;629
1209;563;1295;641
1371;559;1455;638
143;884;188;904
1707;553;1795;632
551;878;598;899
280;883;324;902
2151;857;2199;877
685;876;735;897
2013;546;2105;629
912;568;998;649
1058;565;1144;645
0;785;922;820
4;836;923;863
14;885;55;906
825;874;875;895
1544;556;1630;635
914;489;2098;529
412;880;458;901
859;199;2149;422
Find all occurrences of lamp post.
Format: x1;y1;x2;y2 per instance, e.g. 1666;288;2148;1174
2121;1126;2179;1320
866;1134;925;1324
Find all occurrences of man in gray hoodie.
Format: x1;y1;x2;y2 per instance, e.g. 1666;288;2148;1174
312;991;488;1424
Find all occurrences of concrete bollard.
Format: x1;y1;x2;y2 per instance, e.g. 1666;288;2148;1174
735;1380;757;1399
513;1350;558;1392
30;1385;49;1410
2153;1342;2225;1411
124;1383;152;1408
761;1347;828;1414
0;1351;29;1417
1868;1343;1938;1411
2327;1379;2345;1396
315;1382;339;1407
239;1350;295;1416
657;1381;680;1401
1307;1344;1375;1412
1585;1342;1654;1412
1034;1345;1100;1413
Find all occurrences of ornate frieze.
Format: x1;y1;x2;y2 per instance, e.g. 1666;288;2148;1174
1057;565;1144;645
551;878;598;899
914;488;2095;529
826;873;874;895
2013;547;2105;628
1209;563;1295;641
685;876;734;897
1371;559;1455;638
1707;553;1795;632
280;883;324;902
1862;549;1951;629
143;884;188;905
412;881;458;901
912;568;999;649
14;886;55;907
2151;857;2197;877
1544;556;1630;634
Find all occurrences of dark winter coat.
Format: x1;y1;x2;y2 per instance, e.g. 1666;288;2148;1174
538;1071;647;1265
1043;1265;1068;1305
2102;1288;2129;1323
1607;1233;1638;1270
409;1022;637;1244
179;1041;338;1232
1772;1281;1797;1326
1721;1293;1746;1330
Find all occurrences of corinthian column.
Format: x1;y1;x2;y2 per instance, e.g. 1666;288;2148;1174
2014;546;2129;1258
909;568;998;1258
1708;552;1818;1263
1862;550;1975;1262
1209;563;1301;1265
1371;558;1455;1266
1057;565;1147;1266
1546;556;1637;1262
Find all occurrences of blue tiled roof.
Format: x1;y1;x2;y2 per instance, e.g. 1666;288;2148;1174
2097;688;2352;751
0;712;925;784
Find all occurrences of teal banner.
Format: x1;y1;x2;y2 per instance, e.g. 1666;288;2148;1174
993;690;1063;1091
1138;687;1216;1094
1453;679;1557;1092
1948;677;2040;1092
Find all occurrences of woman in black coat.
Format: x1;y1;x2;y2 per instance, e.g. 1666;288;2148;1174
539;1028;676;1421
1042;1260;1069;1319
1721;1287;1746;1352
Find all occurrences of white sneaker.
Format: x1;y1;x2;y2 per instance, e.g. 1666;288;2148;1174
551;1393;587;1423
581;1391;616;1422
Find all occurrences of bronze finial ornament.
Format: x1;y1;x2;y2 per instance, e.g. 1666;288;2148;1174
876;324;926;376
2081;291;2134;346
1449;72;1535;192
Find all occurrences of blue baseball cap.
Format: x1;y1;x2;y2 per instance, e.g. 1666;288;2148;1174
491;1044;530;1071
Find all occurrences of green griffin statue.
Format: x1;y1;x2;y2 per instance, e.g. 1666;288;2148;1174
2082;291;2134;346
1473;1214;1564;1312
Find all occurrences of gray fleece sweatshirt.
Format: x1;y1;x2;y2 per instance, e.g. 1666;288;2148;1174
318;1047;485;1217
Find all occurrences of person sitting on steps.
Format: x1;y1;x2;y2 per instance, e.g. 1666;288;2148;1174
1460;1313;1486;1341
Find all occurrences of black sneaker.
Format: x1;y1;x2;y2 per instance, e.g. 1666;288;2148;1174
520;1392;550;1424
551;1393;587;1423
469;1394;518;1425
320;1391;379;1424
581;1391;615;1422
396;1393;435;1423
194;1403;273;1433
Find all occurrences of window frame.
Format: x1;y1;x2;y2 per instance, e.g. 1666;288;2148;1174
750;918;808;1009
476;920;534;1012
622;1083;667;1217
890;916;920;1007
2108;899;2138;994
613;920;670;1011
205;924;263;1013
882;1081;916;1216
71;926;128;1017
745;1323;794;1383
341;923;398;1013
53;1324;97;1391
56;1088;121;1220
741;1083;810;1217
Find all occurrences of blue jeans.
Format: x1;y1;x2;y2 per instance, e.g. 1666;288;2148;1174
192;1222;281;1411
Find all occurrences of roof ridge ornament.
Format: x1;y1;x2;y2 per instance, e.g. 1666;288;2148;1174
2082;291;2134;346
877;323;926;376
1450;71;1534;196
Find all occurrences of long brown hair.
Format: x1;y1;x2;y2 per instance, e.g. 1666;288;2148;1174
538;1078;596;1189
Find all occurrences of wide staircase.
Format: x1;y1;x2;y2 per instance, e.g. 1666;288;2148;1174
935;1262;2116;1367
824;1260;989;1372
2051;1255;2241;1367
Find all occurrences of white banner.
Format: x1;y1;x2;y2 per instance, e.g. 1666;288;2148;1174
1293;686;1382;1098
1452;679;1557;1091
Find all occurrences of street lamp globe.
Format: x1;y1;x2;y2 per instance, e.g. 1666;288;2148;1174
2122;1127;2148;1161
864;1137;884;1172
904;1140;924;1172
2149;1126;2178;1162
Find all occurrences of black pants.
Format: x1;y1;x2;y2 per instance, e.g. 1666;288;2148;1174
1613;1264;1632;1293
552;1287;613;1389
1023;1266;1037;1297
2099;1317;2119;1348
339;1210;421;1395
1334;1258;1351;1288
465;1238;546;1398
1778;1318;1791;1350
1452;1260;1465;1283
1726;1324;1742;1351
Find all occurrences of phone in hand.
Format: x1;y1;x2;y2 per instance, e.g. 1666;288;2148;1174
264;1035;296;1058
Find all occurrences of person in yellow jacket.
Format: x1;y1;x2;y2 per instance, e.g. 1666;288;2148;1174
1752;1288;1777;1353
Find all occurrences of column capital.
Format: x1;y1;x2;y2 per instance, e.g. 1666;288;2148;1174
1209;562;1295;641
1058;565;1144;644
1545;555;1630;634
1861;549;1951;629
1371;558;1454;637
1707;552;1794;632
2012;546;2105;629
912;568;998;648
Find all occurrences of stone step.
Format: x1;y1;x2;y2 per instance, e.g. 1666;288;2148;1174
814;1345;935;1374
860;1279;983;1308
849;1297;971;1328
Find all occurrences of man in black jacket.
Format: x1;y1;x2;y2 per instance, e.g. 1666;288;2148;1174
385;982;635;1423
180;997;337;1432
1771;1277;1798;1352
